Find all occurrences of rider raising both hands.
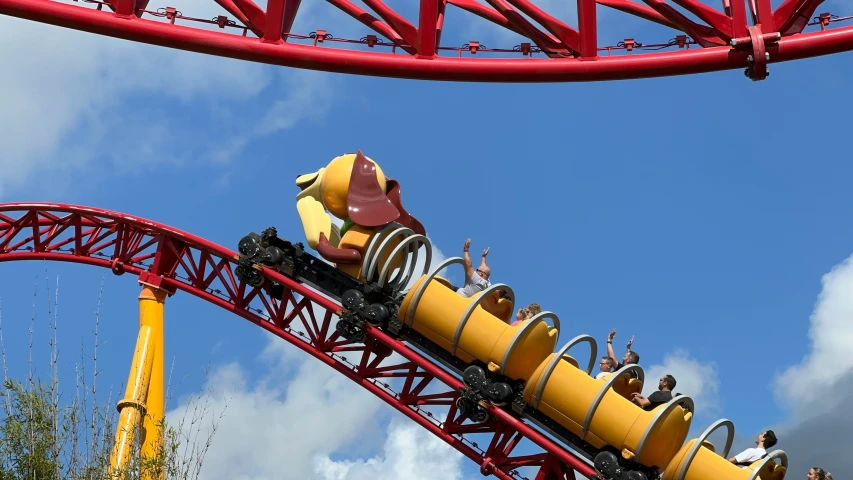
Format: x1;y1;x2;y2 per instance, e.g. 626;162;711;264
607;329;640;379
457;238;492;298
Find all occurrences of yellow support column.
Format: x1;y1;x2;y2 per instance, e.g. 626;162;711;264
139;285;167;475
110;325;156;478
109;285;167;480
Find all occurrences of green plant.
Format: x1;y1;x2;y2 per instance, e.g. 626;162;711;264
0;273;226;480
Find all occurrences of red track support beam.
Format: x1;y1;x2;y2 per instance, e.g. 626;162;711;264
435;0;447;49
577;0;597;58
640;0;727;47
670;0;733;38
755;0;775;31
231;0;266;36
281;0;300;39
776;0;823;35
362;0;419;52
212;0;258;35
447;0;528;38
326;0;417;54
729;0;748;38
596;0;677;30
263;0;286;42
418;0;439;57
483;0;570;57
504;0;580;53
111;0;134;17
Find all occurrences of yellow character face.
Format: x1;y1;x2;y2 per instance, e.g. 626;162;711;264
320;153;387;220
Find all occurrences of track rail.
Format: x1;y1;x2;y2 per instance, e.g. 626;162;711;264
0;203;597;480
0;0;851;82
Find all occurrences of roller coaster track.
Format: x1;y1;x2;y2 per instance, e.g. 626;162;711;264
0;0;852;82
0;203;597;480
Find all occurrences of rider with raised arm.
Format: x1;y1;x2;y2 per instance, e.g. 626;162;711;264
606;329;640;379
457;238;492;298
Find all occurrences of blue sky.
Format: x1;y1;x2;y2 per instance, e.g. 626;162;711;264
0;0;851;478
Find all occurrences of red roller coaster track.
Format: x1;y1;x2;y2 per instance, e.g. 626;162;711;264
0;0;851;82
0;203;598;480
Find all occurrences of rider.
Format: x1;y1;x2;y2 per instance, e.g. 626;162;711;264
606;329;640;379
728;430;777;468
457;238;491;298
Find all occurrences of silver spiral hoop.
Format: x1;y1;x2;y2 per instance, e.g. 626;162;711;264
362;225;413;283
377;234;432;291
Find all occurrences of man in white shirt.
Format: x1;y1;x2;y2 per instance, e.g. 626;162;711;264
728;430;777;468
595;357;616;380
457;238;491;298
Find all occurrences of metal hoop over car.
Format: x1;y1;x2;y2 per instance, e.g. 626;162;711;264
451;283;515;357
675;418;735;480
498;311;563;377
529;335;598;409
745;450;789;480
635;395;696;463
581;364;646;441
405;257;468;327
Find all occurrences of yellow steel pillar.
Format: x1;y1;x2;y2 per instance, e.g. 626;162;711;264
110;285;167;480
110;325;155;476
138;286;166;464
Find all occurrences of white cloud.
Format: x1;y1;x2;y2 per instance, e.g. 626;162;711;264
761;251;853;476
313;417;465;480
165;338;385;480
642;349;720;415
773;251;853;420
0;0;339;198
165;329;466;480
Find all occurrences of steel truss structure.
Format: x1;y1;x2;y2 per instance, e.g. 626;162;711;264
0;203;598;480
0;0;851;81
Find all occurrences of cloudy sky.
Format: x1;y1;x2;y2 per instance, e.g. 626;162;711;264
0;0;851;479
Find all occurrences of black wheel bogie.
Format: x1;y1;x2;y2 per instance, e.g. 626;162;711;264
335;312;366;343
341;289;365;310
473;407;490;423
234;263;264;287
594;450;654;480
366;303;390;326
485;382;514;405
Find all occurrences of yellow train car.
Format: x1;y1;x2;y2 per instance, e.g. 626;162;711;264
661;419;788;480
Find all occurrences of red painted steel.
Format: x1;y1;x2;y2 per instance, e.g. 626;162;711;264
0;0;851;82
0;203;597;480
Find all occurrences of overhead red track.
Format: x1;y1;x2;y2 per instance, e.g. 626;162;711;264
0;0;851;81
0;203;597;480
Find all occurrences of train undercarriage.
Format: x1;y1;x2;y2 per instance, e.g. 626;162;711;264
234;228;657;480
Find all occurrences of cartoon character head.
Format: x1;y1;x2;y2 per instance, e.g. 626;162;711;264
296;150;424;235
